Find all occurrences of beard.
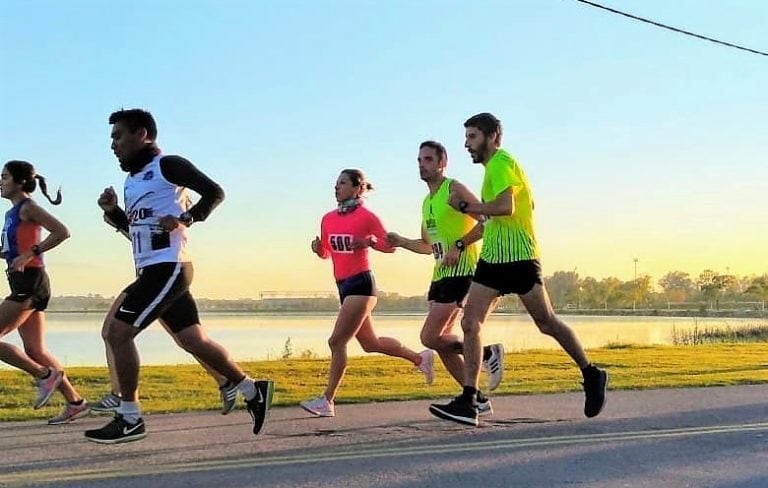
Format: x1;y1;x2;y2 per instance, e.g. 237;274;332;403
470;140;490;163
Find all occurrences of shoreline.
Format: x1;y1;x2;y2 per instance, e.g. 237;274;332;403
43;308;768;319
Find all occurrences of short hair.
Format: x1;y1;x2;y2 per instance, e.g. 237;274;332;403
108;108;158;140
419;140;448;162
464;112;503;144
3;160;62;205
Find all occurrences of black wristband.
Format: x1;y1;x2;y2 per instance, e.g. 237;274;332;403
31;245;42;256
458;200;469;213
455;239;466;252
178;211;194;227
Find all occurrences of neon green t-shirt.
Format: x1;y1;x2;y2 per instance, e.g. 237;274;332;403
421;178;479;281
480;149;539;263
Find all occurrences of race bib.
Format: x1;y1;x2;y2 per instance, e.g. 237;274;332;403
328;234;355;254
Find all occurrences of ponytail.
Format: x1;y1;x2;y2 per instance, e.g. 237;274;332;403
35;174;62;205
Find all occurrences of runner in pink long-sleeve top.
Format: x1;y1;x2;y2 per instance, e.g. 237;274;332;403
300;169;435;418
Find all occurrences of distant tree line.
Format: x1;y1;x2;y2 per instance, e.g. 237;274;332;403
45;269;768;314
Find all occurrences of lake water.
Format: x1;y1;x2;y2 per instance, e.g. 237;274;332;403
2;313;765;368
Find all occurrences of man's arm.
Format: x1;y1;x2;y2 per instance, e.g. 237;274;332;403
386;227;433;255
98;186;130;240
104;208;130;240
450;185;513;217
159;155;225;224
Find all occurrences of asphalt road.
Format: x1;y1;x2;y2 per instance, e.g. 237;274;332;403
2;384;768;488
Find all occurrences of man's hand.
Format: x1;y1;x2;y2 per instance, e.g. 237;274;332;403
442;244;460;267
385;232;405;248
98;186;119;212
158;215;181;232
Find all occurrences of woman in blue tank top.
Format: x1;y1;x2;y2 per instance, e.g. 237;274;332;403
0;160;89;424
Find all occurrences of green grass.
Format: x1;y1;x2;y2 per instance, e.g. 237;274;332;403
3;343;768;422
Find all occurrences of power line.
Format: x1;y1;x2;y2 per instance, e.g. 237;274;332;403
574;0;768;58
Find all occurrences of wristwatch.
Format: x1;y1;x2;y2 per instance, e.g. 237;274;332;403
31;245;42;256
455;239;466;252
458;200;469;213
178;211;194;227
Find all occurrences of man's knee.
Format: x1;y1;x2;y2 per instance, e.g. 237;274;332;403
533;314;560;336
106;321;137;347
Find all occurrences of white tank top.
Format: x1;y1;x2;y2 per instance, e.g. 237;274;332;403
124;154;190;269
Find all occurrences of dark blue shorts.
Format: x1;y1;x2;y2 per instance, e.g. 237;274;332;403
336;271;377;304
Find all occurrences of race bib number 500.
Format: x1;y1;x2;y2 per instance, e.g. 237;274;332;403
328;234;354;253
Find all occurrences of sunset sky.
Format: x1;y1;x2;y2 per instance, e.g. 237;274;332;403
2;0;766;298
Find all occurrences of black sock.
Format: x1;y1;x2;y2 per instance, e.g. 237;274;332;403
482;346;491;362
581;364;595;375
461;385;478;402
69;399;84;406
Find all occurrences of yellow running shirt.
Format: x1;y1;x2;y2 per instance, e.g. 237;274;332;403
480;149;539;263
421;178;479;281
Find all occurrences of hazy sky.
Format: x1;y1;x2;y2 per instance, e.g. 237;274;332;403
2;0;766;298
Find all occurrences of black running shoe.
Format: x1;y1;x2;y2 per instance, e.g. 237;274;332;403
429;396;479;426
84;414;146;444
246;380;274;435
582;365;608;418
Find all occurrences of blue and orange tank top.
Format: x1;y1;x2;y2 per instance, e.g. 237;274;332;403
1;198;43;268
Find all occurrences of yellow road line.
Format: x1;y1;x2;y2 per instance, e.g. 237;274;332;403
4;422;768;486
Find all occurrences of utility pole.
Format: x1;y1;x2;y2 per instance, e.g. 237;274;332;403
633;258;639;311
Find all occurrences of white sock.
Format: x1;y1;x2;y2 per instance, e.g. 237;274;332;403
117;401;141;424
237;377;256;401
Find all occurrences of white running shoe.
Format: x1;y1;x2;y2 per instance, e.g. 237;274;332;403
483;343;505;391
48;401;90;425
300;395;335;417
34;368;63;409
476;396;493;417
417;349;435;385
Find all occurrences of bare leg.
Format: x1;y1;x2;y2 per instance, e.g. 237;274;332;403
101;294;124;395
356;316;421;364
18;311;82;402
162;319;227;387
421;302;465;385
519;283;589;368
460;283;500;390
323;296;376;402
0;300;48;377
173;324;247;384
105;318;141;402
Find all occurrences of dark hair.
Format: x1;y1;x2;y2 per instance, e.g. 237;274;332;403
419;140;448;162
340;169;373;195
3;160;62;205
464;112;503;144
108;108;158;140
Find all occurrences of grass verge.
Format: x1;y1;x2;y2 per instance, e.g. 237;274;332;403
2;343;768;422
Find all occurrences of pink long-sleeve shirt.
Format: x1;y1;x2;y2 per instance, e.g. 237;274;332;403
318;205;395;281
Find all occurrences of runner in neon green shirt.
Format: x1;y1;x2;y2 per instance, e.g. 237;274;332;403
386;141;505;413
429;113;608;427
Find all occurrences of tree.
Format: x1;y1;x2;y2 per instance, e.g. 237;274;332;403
658;271;694;304
544;270;579;309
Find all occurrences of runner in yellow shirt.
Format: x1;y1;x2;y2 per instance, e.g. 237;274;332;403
386;141;505;415
429;113;608;426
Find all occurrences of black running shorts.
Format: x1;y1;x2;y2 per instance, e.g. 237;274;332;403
115;262;200;332
472;259;543;296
